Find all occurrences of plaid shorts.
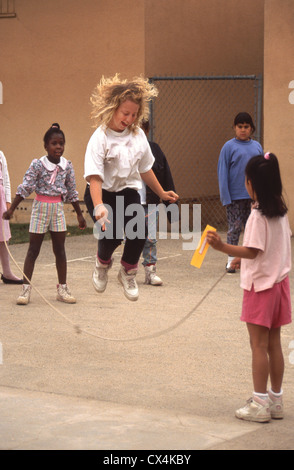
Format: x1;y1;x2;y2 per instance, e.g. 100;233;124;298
29;198;66;233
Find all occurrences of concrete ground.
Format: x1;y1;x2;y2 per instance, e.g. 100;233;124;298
0;231;294;450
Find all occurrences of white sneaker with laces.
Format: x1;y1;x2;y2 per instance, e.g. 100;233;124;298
17;284;32;305
118;266;139;301
56;284;76;304
144;265;163;286
235;396;271;423
92;258;113;293
268;390;284;419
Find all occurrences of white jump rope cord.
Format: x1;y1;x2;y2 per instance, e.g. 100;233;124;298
3;220;226;342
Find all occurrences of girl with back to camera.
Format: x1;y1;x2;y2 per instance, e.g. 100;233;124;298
218;112;263;273
4;123;86;305
207;152;292;423
84;74;179;301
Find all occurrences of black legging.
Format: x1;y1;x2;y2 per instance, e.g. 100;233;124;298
84;185;147;266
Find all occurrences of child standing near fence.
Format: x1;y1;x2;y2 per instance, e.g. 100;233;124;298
84;74;178;301
139;119;177;286
207;152;292;423
0;150;23;284
217;112;263;273
3;123;86;305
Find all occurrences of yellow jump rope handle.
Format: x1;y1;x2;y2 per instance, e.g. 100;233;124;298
190;224;216;268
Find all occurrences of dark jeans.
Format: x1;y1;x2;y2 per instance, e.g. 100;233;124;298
84;185;147;266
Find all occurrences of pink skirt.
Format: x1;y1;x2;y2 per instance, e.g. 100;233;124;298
0;184;11;242
241;276;292;329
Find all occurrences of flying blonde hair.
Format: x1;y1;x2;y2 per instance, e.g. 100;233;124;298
90;74;158;132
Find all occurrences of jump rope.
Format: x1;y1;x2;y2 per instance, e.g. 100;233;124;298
3;219;227;343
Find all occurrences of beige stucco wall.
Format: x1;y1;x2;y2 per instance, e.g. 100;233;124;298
0;0;145;204
1;0;267;226
145;0;264;219
145;0;264;76
263;0;294;229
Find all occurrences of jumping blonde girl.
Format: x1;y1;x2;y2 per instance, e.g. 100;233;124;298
84;74;179;301
4;123;86;305
207;152;292;423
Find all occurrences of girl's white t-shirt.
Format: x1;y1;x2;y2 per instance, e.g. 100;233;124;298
241;208;292;292
84;126;155;192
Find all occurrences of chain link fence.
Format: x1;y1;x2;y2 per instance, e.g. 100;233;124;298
149;75;263;230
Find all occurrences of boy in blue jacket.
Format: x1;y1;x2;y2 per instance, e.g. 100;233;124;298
218;112;263;273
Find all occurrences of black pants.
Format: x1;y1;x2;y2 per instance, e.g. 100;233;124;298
84;185;147;266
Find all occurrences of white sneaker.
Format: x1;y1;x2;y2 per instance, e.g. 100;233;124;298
235;396;271;423
144;265;163;286
268;390;284;419
56;284;76;304
17;284;32;305
92;258;113;293
226;256;236;274
118;266;139;301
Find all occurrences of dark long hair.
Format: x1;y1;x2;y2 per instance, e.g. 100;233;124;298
245;153;288;218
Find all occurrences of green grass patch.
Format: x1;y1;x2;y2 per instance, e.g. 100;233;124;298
10;223;93;245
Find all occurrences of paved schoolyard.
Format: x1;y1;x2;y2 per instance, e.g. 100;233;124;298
0;230;294;450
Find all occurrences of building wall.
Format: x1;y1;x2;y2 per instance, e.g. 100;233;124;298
0;0;145;207
1;0;267;226
145;0;264;76
145;0;265;227
263;0;294;228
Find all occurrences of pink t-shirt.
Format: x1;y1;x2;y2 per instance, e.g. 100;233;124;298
241;208;292;292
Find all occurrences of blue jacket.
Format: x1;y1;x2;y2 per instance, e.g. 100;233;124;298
218;138;263;206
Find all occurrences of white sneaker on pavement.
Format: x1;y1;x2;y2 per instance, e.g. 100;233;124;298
16;284;32;305
268;390;284;419
144;265;163;286
118;266;139;301
235;396;271;423
56;284;76;304
92;258;113;293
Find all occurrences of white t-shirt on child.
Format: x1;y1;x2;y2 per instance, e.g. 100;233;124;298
84;126;155;193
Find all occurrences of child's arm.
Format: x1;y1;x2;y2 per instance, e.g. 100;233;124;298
64;162;86;229
206;230;259;260
230;257;241;270
88;175;109;230
71;201;87;230
88;175;103;207
140;169;179;203
2;194;24;220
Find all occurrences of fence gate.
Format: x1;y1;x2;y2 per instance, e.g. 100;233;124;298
149;75;263;230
